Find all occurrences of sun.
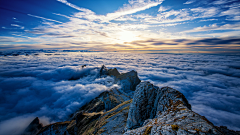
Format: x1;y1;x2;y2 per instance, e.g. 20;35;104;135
117;31;138;43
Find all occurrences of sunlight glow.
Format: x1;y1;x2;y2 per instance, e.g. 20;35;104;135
117;31;139;43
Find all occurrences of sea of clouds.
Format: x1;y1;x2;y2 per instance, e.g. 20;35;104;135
0;52;240;134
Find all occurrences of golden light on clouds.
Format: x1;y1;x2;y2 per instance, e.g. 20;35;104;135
116;31;140;43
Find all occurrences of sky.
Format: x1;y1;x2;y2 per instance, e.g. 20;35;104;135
0;0;240;52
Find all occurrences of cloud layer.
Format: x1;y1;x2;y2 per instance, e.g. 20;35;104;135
0;56;116;135
0;52;240;134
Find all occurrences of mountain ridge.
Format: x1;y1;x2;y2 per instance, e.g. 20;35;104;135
22;65;240;135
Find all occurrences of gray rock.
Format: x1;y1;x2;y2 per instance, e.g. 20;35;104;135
37;121;71;135
116;70;141;93
99;65;109;77
125;81;223;135
217;126;240;135
21;117;43;135
99;65;141;93
74;87;131;114
126;82;158;129
126;81;191;130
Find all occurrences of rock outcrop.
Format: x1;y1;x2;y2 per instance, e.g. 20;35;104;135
37;121;72;135
125;82;222;134
23;66;240;135
22;117;43;135
99;65;120;78
217;126;240;135
116;70;141;93
74;87;131;114
99;65;141;93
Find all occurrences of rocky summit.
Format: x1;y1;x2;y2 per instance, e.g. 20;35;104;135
22;65;239;135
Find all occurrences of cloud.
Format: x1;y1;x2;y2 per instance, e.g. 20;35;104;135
1;51;240;133
158;6;171;12
56;0;163;23
11;24;24;29
1;0;240;52
212;0;237;5
183;0;196;4
221;6;240;16
0;61;118;134
186;37;240;45
184;23;240;33
105;0;163;21
0;115;36;135
27;14;63;24
190;7;219;18
57;0;94;14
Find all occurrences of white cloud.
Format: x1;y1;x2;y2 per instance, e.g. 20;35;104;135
191;7;219;18
56;0;94;14
212;0;228;5
2;0;239;50
158;6;171;12
105;0;163;21
199;18;218;22
28;14;63;23
226;16;240;21
212;0;238;5
183;0;196;4
11;24;24;29
56;0;163;23
221;7;240;16
1;52;240;134
184;23;240;33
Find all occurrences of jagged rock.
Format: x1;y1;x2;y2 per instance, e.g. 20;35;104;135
37;121;72;135
108;68;120;77
98;65;141;93
125;81;223;135
12;53;19;56
74;100;132;135
99;65;109;77
99;65;120;77
116;70;141;93
22;117;43;135
81;65;86;68
126;81;191;130
126;82;160;129
217;126;240;135
74;87;131;114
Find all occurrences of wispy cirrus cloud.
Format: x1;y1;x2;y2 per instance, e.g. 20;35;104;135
57;0;94;14
158;6;171;12
57;0;164;22
183;23;240;33
183;0;196;5
105;0;163;21
27;14;63;23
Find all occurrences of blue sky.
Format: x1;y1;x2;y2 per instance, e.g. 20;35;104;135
0;0;240;53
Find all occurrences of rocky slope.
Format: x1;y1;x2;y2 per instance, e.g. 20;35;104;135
22;65;239;135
